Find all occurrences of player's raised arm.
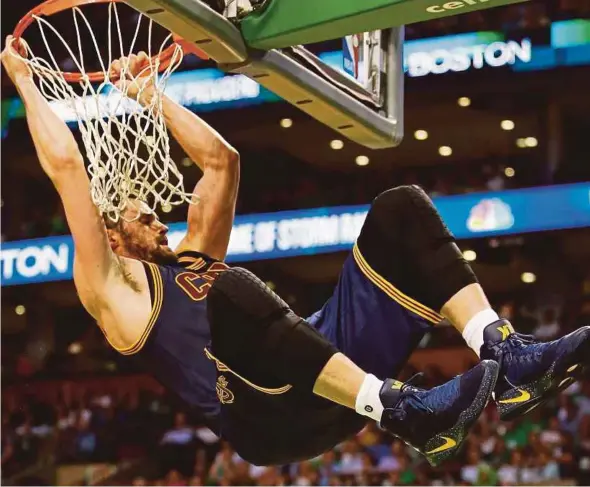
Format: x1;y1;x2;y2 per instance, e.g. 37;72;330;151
161;91;240;261
1;37;133;315
112;52;240;261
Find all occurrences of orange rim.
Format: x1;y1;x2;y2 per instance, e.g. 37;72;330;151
12;0;191;83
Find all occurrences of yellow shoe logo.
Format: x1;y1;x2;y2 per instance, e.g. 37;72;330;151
497;324;514;341
426;436;457;454
498;388;530;404
391;380;404;390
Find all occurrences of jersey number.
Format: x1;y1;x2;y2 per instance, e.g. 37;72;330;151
175;262;229;301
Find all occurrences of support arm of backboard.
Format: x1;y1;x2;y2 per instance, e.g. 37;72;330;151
222;29;403;149
240;0;530;50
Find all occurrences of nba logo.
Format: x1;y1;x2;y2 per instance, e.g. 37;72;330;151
343;34;361;79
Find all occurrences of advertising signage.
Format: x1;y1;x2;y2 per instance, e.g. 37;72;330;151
2;183;589;286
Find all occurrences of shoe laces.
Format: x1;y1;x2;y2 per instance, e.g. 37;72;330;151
388;373;434;422
494;332;544;370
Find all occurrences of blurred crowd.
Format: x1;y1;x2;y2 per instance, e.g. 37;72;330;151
3;289;590;485
3;368;590;486
132;386;590;487
233;154;545;217
2;385;172;483
0;156;546;243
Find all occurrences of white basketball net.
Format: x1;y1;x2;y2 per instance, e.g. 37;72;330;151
12;2;196;222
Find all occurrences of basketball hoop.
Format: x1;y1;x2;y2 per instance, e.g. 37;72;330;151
11;0;206;222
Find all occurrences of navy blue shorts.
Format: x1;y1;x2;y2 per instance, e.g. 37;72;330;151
214;190;449;465
308;239;443;380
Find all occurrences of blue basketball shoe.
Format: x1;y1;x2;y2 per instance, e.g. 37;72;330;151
379;360;498;466
480;320;590;420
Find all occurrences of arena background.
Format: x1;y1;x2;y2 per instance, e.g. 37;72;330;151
2;0;590;485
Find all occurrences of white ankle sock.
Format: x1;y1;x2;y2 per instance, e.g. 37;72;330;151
462;309;500;357
355;374;384;422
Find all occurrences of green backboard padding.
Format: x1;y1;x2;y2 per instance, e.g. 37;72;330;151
241;0;529;50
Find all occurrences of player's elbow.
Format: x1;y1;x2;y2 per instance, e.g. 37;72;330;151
53;150;84;170
223;149;240;174
46;152;85;181
205;142;240;172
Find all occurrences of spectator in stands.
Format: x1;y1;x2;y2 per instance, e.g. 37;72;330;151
558;394;583;437
187;475;203;485
356;423;381;448
576;380;590;416
13;418;40;469
191;448;209;482
74;415;97;460
317;450;337;485
230;460;256;486
497;448;523;485
577;407;590;485
160;412;194;446
293;461;317;486
208;442;236;485
460;448;488;485
381;470;401;486
395;454;417;485
160;412;196;477
376;440;402;472
476;418;499;460
336;440;363;475
540;416;564;453
556;432;577;479
164;469;187;486
520;451;542;484
491;434;509;468
537;450;560;482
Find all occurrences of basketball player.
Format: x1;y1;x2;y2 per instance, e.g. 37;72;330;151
3;36;588;467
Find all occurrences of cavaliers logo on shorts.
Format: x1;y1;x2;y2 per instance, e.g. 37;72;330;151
216;375;235;404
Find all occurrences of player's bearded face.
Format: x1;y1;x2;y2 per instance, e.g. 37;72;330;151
118;223;178;265
114;202;178;265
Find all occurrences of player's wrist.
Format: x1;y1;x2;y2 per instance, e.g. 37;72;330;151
12;71;33;86
13;73;36;99
137;84;157;106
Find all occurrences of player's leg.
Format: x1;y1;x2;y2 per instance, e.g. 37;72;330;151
207;266;498;466
363;184;590;420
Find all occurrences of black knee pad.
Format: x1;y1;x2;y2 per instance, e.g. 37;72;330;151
208;268;338;391
358;185;477;311
208;266;289;326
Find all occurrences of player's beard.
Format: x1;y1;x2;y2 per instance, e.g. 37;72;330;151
120;230;178;266
150;245;179;266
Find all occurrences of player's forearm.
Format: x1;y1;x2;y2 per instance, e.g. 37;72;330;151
160;95;239;171
16;75;84;179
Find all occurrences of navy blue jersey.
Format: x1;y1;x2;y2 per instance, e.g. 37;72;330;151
127;250;228;424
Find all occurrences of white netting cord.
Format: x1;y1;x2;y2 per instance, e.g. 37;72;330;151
12;3;196;222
